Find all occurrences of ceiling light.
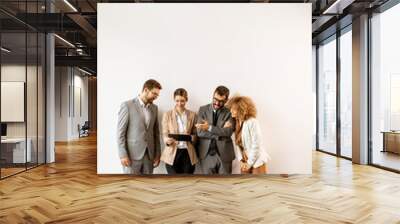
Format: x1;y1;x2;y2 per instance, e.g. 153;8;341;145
63;0;78;12
322;0;354;15
54;34;75;48
1;47;11;53
78;67;93;76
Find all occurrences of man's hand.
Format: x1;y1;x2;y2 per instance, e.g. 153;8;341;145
120;156;131;167
223;121;232;128
195;120;210;131
153;157;160;168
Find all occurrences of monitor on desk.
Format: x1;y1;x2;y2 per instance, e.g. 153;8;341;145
1;123;7;138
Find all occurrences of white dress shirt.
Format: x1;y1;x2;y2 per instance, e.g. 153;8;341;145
138;96;151;128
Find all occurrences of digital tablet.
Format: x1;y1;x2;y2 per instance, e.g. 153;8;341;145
168;134;192;142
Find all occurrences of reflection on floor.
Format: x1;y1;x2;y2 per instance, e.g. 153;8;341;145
0;167;25;177
341;147;352;158
0;135;400;223
0;162;42;178
373;150;400;171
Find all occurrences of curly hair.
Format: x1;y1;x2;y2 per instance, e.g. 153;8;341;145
226;96;257;150
226;95;257;121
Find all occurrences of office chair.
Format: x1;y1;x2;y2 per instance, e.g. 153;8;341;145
79;121;90;138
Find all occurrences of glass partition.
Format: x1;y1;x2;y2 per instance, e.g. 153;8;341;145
0;1;46;179
1;31;28;177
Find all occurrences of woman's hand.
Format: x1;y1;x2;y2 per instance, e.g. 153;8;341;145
166;137;176;145
240;161;251;173
241;151;249;162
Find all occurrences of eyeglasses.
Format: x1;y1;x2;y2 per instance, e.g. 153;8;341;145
150;90;159;97
213;97;226;104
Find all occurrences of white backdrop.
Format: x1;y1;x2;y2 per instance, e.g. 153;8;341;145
98;3;312;174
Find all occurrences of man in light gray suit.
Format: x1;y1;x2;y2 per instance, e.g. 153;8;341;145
117;79;162;174
195;86;235;174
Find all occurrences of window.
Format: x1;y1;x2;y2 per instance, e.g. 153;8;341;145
317;36;337;154
370;3;400;171
339;28;352;158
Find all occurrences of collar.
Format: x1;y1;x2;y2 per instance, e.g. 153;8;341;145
138;96;150;108
209;104;216;113
174;108;187;116
210;104;220;114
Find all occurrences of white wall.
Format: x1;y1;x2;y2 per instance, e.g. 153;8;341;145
55;67;89;141
98;3;313;174
55;67;68;141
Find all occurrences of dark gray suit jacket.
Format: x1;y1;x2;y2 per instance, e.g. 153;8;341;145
196;104;235;162
117;97;161;161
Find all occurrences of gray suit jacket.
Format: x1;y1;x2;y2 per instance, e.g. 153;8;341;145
117;97;161;161
196;104;235;162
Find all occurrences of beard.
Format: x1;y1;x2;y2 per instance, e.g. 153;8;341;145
213;103;222;110
147;96;157;103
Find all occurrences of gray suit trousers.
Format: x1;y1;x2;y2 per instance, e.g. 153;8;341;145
122;150;153;175
200;153;232;175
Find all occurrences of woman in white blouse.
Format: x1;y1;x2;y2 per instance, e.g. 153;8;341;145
226;96;270;174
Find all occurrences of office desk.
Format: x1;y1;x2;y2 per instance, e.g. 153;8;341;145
1;138;32;164
382;131;400;154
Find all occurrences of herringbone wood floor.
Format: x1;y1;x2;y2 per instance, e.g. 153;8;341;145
1;134;400;224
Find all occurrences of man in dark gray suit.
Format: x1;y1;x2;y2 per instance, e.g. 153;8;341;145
117;79;162;174
195;86;235;174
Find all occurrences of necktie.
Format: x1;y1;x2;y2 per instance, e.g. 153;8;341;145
213;110;218;126
209;110;219;156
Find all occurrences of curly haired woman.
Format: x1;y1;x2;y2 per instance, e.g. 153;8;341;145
226;96;271;174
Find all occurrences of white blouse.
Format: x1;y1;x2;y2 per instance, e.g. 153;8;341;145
176;112;188;149
240;118;271;168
